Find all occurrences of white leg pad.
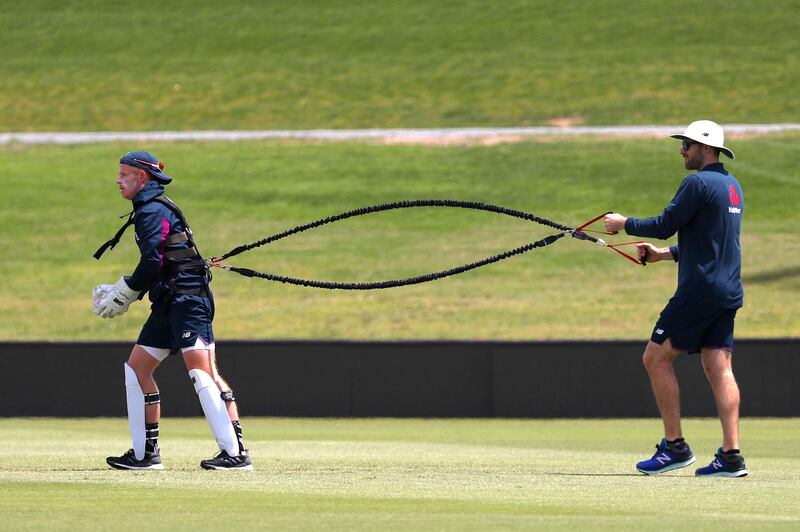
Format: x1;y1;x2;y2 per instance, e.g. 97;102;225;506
124;363;146;461
189;369;239;456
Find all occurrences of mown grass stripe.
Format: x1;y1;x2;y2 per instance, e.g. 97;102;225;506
3;124;800;145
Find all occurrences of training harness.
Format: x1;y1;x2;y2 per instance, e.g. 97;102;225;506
94;195;210;295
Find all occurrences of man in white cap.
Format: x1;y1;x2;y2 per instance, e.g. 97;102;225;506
604;120;747;477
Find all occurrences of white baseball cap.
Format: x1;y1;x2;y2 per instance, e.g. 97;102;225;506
670;120;735;159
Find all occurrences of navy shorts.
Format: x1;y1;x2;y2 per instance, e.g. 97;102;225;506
137;294;215;352
650;297;737;354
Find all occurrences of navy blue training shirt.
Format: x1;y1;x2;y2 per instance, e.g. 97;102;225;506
624;163;744;308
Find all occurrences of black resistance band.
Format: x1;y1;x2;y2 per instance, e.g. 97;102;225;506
210;199;642;290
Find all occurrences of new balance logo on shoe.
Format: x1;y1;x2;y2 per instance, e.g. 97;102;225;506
655;452;671;465
636;438;696;475
695;448;748;477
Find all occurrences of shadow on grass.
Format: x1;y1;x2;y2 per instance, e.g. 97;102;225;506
547;472;645;478
743;266;800;284
51;467;110;472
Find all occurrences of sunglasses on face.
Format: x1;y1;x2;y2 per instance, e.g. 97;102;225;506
681;140;698;150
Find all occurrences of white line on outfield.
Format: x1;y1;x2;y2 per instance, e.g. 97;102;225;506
2;124;799;145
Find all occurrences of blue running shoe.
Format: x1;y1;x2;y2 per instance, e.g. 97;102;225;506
636;438;696;475
695;448;748;477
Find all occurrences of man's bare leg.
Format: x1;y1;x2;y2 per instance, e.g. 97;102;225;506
700;348;740;451
642;339;683;439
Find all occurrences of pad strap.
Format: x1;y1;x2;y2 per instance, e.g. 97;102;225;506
144;392;161;405
145;423;159;440
220;391;236;403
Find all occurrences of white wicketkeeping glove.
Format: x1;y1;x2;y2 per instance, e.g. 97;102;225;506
92;284;114;314
95;277;142;319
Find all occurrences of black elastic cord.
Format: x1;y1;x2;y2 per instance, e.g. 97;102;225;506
215;200;579;290
226;232;567;290
218;199;573;261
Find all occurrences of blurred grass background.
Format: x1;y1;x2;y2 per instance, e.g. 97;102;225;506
2;135;798;340
1;0;798;131
1;0;798;340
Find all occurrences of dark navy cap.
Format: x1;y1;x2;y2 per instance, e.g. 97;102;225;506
119;151;172;184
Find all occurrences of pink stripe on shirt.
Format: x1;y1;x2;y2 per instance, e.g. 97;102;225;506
159;217;170;267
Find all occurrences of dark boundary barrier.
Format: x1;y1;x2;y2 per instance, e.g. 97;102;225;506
1;339;797;417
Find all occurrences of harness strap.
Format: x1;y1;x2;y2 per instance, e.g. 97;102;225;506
93;212;135;260
94;196;203;262
172;262;207;273
169;285;213;297
165;247;200;260
166;231;189;245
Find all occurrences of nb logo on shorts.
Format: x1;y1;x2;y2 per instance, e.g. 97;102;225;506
655;329;664;335
181;331;192;339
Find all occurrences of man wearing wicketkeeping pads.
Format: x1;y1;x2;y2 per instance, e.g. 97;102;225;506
93;151;252;470
604;120;747;477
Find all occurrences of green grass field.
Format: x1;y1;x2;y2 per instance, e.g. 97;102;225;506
2;0;798;131
1;135;798;340
2;1;799;341
1;417;798;530
3;2;798;530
